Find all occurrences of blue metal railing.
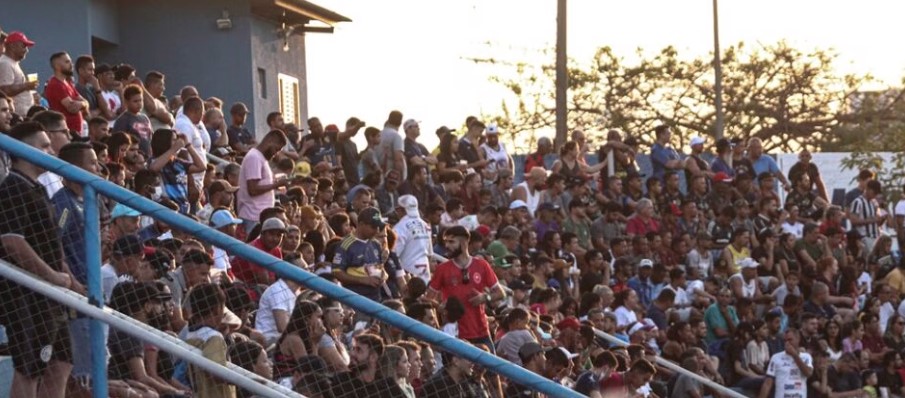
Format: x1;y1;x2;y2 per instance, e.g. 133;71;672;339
0;133;584;398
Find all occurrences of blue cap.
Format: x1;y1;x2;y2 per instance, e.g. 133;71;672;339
111;203;141;219
210;209;243;229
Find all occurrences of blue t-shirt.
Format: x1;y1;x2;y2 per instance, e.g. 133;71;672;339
711;157;734;176
52;187;87;284
650;143;680;181
156;158;191;214
751;154;780;177
332;235;384;300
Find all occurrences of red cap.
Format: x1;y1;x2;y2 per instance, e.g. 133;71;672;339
556;316;581;332
325;124;340;133
5;31;35;47
474;225;491;238
713;172;733;183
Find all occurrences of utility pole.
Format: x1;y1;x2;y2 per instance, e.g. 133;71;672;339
712;0;724;140
555;0;568;150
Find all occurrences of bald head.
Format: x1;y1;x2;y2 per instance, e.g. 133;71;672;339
180;86;199;102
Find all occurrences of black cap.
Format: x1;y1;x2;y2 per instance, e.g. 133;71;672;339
112;235;144;257
358;207;386;228
538;202;560;212
509;279;530;291
716;138;732;151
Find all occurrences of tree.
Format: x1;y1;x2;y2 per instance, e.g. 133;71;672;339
476;42;904;154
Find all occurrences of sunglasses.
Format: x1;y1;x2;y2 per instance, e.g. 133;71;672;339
461;268;470;285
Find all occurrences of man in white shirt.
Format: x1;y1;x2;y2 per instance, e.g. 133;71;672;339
0;31;37;117
394;195;434;286
174;96;208;188
759;328;813;398
256;275;302;347
376;110;406;181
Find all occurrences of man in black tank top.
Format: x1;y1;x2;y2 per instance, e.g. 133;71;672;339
684;136;712;183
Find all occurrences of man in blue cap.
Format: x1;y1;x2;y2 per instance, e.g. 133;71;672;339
333;207;388;305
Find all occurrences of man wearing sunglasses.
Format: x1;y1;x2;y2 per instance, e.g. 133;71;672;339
426;226;506;353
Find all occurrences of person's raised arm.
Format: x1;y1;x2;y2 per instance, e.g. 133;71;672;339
184;141;206;173
149;136;185;172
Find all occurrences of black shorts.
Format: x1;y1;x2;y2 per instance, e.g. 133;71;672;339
0;282;72;378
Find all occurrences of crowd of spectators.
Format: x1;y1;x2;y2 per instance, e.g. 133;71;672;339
3;28;905;398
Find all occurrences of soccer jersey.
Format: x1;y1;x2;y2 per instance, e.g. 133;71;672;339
333;235;384;300
428;257;499;339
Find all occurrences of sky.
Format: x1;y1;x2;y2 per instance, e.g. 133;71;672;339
304;0;905;152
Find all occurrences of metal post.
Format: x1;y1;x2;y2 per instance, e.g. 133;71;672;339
712;0;724;139
555;0;568;150
83;185;107;398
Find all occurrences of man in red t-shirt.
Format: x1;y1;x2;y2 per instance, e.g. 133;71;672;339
232;217;285;285
427;225;506;350
44;52;87;133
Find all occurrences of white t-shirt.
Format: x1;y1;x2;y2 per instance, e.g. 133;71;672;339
765;351;812;398
0;54;32;116
101;263;134;301
393;215;434;281
211;247;230;272
668;285;692;308
38;171;63;198
101;90;122;126
895;199;905;228
376;126;406;180
781;221;804;239
174;113;208;186
614;305;637;328
255;279;298;345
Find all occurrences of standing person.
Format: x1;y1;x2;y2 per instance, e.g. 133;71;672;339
337;116;366;185
0;122;86;398
394;195;433;285
173;96;208;192
226;102;256;155
402;119;438;178
332;207;389;303
758;329;813;398
426;226;507;351
748;137;791;192
850;180;884;253
788;149;828;201
43;52;88;134
524;136;553;173
0;31;37;117
376;110;406;182
684;136;713;180
301;117;339;166
479;124;513;181
457;120;489;170
141;71;174;131
649;125;683;181
511;167;546;217
237;130;290;232
111;84;153;156
74;55;106;120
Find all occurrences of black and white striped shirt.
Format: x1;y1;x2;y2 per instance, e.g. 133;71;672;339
850;195;879;238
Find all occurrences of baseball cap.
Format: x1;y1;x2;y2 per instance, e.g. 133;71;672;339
209;180;238;196
398;195;420;217
292;161;312;178
556;317;581;332
111;203;141;219
509;279;530;291
210;209;243;229
358;207;386;229
486;241;511;266
639;259;654;268
486;124;500;134
713;172;733;183
509;200;528;210
324;124;340;133
738;258;759;269
628;321;656;336
403;119;420;130
537;202;560;213
5;31;35;47
518;342;544;362
261;218;288;233
690;136;706;146
474;225;492;238
113;235;144;257
716;138;732;151
435;126;455;137
229;102;248;115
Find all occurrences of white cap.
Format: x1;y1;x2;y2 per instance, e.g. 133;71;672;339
555;347;578;359
738;257;759;269
398;194;420;217
509;199;528;210
403;119;420;130
486;123;500;134
690;136;706;146
639;259;654;268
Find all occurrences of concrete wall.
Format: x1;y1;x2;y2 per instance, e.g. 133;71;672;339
106;0;256;125
88;0;119;44
3;0;93;91
249;16;308;137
